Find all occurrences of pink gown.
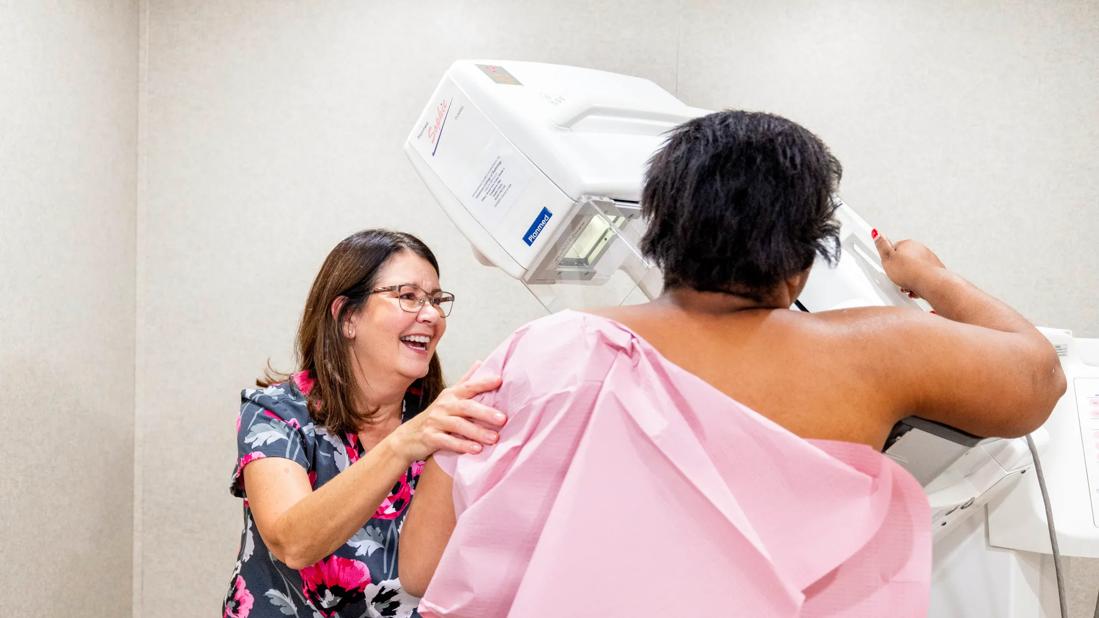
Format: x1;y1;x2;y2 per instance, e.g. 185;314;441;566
419;311;930;617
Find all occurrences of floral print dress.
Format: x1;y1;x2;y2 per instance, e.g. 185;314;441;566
224;372;424;618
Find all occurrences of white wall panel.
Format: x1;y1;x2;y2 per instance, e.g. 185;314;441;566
0;2;138;616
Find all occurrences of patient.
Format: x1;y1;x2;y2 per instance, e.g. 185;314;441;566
398;111;1066;616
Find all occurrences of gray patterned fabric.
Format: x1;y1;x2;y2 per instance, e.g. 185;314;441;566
223;372;424;618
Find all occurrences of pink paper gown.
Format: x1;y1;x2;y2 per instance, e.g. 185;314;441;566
420;311;930;617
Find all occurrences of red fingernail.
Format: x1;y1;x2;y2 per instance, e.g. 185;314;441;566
930;310;937;315
871;228;879;239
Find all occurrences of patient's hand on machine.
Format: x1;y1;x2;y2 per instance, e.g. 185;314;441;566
871;231;946;297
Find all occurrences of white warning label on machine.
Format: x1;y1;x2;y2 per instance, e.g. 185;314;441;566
472;155;514;208
407;78;536;234
464;139;531;228
1075;377;1099;527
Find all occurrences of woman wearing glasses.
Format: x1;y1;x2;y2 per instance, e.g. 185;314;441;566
223;229;504;618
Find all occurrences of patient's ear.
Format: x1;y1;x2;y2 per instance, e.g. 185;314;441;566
788;269;811;301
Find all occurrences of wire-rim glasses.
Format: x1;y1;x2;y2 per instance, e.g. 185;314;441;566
370;283;455;317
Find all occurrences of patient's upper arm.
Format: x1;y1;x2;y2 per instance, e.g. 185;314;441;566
826;307;1064;438
398;457;456;598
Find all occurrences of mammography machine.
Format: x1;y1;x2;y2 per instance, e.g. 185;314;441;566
405;60;1099;616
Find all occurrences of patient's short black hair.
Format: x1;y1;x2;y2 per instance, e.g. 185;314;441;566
641;110;842;300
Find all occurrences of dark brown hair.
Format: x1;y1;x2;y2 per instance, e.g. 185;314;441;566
642;110;842;301
260;229;445;435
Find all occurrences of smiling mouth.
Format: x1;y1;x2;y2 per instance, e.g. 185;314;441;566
399;335;431;352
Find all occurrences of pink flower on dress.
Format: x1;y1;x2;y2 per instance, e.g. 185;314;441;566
232;452;268;494
239;452;267;469
224;575;254;618
374;468;415;520
259;408;300;431
345;433;361;465
300;555;371;617
293;370;316;395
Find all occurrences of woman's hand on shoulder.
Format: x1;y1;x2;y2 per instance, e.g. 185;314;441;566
389;361;507;463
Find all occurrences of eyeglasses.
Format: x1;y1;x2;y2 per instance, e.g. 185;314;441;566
370;283;455;317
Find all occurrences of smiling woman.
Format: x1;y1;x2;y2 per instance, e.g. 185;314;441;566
223;229;507;618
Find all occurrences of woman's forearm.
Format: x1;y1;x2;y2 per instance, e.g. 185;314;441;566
269;439;411;569
917;269;1041;338
875;233;1048;344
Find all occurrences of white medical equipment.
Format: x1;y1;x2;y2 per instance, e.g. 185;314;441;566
405;60;1099;617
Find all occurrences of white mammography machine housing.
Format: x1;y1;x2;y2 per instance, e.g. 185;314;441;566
405;60;1099;616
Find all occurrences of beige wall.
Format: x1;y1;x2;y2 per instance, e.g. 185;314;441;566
0;1;138;616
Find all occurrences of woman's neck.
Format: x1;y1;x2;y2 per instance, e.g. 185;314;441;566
356;382;409;417
348;358;412;422
353;383;406;449
658;287;786;314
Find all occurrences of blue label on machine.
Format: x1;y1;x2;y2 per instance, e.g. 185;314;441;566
523;207;553;246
